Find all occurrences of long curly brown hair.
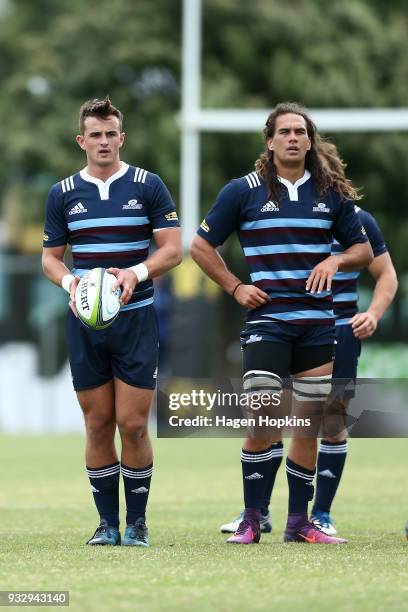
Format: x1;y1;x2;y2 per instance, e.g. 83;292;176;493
255;102;362;201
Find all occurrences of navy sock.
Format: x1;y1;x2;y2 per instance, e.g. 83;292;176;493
261;442;284;515
241;445;277;510
312;439;348;514
286;457;315;515
121;463;153;524
87;462;120;528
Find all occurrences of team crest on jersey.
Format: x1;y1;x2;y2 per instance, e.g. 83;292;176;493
313;202;331;213
69;202;88;215
123;199;142;210
261;201;279;212
200;220;210;232
165;212;178;221
122;200;143;210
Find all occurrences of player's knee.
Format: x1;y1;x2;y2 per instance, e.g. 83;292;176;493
243;370;283;397
117;414;148;439
85;414;115;443
292;375;332;402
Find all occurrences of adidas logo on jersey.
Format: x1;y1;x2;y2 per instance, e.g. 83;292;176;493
131;486;149;493
123;199;142;210
313;202;331;213
245;472;263;480
261;200;279;212
69;202;87;215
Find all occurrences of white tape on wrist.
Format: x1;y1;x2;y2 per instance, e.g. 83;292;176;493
61;274;75;294
129;263;149;282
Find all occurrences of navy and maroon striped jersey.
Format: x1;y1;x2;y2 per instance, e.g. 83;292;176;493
197;170;368;325
332;206;387;325
43;163;179;311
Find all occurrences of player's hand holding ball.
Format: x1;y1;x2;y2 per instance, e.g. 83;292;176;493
75;268;122;329
107;267;140;305
68;276;80;317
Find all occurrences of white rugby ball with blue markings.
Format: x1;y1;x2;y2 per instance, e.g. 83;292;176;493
75;268;121;330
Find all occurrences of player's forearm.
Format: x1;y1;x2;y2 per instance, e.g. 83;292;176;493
335;242;373;271
367;271;398;321
42;252;72;288
140;242;183;279
190;237;241;295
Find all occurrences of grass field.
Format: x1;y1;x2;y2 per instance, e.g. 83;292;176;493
358;343;408;377
0;435;407;612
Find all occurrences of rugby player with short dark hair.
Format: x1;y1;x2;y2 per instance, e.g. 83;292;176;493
42;97;182;546
191;102;373;545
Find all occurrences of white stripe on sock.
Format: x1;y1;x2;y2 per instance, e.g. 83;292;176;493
286;465;314;481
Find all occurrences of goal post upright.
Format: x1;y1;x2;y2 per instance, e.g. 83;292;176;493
180;0;202;250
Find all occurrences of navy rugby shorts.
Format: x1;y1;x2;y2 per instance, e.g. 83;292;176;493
332;323;362;399
241;321;335;378
67;305;159;391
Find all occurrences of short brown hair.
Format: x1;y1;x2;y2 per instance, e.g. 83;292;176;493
79;96;123;133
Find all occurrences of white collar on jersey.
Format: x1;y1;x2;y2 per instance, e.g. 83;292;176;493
80;162;129;200
278;169;311;201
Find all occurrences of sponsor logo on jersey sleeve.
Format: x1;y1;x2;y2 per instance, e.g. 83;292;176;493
43;233;49;241
361;226;367;235
165;211;178;221
200;220;210;232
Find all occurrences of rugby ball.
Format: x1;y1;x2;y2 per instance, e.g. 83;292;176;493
75;268;121;330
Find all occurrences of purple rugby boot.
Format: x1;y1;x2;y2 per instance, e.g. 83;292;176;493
284;513;347;544
227;509;261;544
